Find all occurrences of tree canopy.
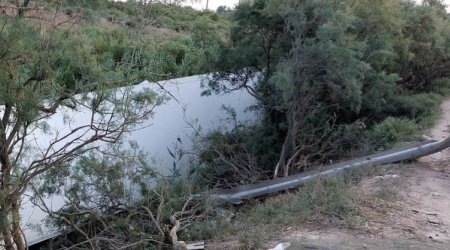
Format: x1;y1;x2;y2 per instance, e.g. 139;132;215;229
197;0;450;184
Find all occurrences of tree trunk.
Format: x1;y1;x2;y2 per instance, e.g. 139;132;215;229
0;128;25;249
162;216;187;250
11;201;26;250
1;196;33;250
273;106;300;178
1;206;15;250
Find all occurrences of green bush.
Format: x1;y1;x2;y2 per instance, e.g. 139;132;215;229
371;117;419;148
431;78;450;96
163;40;190;65
390;93;443;127
63;0;109;9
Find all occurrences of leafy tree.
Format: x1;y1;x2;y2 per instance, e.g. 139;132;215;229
396;2;450;91
0;5;161;249
197;0;450;184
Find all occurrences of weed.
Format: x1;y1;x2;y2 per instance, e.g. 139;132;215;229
371;117;420;148
193;173;366;246
237;231;263;250
374;185;399;202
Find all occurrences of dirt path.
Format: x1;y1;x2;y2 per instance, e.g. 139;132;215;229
267;98;450;250
419;98;450;170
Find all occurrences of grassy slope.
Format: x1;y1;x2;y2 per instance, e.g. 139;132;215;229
4;1;230;80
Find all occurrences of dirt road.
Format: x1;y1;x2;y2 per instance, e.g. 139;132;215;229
268;98;450;250
419;97;450;169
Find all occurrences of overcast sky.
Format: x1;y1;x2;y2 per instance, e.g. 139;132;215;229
182;0;241;11
183;0;450;12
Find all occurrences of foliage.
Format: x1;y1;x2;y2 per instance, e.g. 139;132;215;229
371;117;420;148
37;1;230;79
194;114;372;188
431;77;450;95
389;93;444;127
0;1;184;248
63;0;110;9
34;142;212;249
194;124;271;188
2;0;450;248
0;1;231;248
195;0;450;185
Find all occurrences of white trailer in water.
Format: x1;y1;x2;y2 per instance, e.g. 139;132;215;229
20;75;256;246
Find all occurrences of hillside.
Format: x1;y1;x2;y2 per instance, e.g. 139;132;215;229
1;0;230;80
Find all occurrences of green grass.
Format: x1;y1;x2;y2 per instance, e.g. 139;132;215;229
59;1;231;35
371;116;420;149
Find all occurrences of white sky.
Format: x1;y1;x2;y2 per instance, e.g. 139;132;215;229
182;0;240;11
184;0;450;11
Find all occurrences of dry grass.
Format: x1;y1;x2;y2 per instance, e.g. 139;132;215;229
195;164;412;249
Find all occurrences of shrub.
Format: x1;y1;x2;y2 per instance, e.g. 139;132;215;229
371;117;419;148
431;78;450;96
163;40;189;65
63;0;109;9
390;93;443;127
